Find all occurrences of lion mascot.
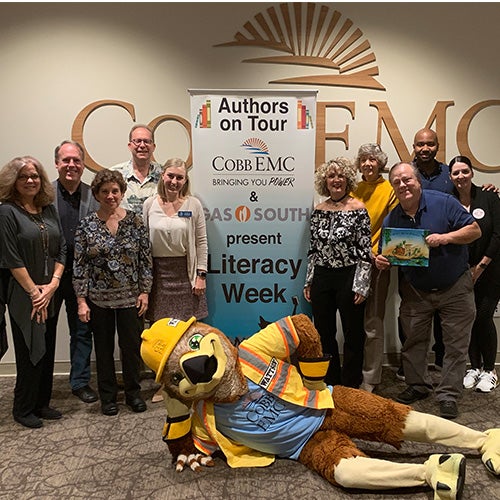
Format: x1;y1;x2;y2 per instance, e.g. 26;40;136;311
141;314;500;500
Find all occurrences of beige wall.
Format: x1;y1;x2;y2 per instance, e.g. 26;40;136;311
1;2;499;373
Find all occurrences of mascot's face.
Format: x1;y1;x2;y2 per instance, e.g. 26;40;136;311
161;321;239;402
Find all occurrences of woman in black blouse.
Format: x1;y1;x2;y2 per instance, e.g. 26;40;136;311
0;156;66;428
449;155;500;393
73;169;153;416
303;157;372;387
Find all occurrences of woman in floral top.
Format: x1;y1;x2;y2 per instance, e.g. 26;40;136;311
73;169;153;416
303;157;372;388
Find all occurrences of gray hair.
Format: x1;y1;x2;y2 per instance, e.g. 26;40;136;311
354;143;388;172
388;162;421;184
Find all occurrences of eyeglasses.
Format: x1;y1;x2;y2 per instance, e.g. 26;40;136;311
130;138;153;146
18;174;40;182
59;158;83;166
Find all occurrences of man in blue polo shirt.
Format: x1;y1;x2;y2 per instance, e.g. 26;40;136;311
375;162;481;419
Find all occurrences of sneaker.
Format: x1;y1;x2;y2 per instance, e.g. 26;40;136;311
439;400;459;419
475;370;499;393
463;368;482;389
396;386;429;404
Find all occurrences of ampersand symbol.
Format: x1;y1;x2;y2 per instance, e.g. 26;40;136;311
249;191;258;202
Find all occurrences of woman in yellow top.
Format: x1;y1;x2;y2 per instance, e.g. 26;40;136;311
352;144;398;393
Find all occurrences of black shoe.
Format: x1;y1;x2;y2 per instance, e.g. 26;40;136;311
72;385;98;403
14;413;43;428
34;406;62;420
439;400;458;419
126;397;147;413
101;402;118;416
396;386;429;404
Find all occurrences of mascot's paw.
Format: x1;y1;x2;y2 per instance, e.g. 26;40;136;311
480;429;500;475
425;453;466;500
175;453;215;472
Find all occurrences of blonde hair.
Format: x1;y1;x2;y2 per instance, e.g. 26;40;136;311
158;158;191;198
314;157;358;197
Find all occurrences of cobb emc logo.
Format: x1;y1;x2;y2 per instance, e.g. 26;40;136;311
241;138;270;156
215;2;385;91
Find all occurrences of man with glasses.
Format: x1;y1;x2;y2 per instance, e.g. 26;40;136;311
110;124;162;214
47;141;99;403
375;162;481;420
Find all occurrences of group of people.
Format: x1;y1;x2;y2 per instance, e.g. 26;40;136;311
0;125;208;427
1;124;498;428
304;128;500;420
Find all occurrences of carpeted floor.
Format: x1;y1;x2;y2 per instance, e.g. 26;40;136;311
0;366;498;500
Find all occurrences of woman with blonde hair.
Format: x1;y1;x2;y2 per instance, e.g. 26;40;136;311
304;157;372;388
143;158;208;401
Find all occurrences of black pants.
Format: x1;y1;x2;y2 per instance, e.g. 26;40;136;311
10;315;57;417
310;265;366;388
89;301;144;403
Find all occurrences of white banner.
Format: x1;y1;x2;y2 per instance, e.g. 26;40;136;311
189;89;317;339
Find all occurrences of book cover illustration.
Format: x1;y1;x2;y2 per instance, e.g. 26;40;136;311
381;228;430;267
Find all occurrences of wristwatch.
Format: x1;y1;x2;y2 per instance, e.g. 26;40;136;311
197;270;207;279
479;262;488;269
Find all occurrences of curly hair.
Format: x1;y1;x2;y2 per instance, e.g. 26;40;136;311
158;158;191;198
91;169;127;199
314;157;358;198
0;156;54;206
354;143;388;173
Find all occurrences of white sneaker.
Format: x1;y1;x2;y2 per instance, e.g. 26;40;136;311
475;370;499;393
463;368;482;389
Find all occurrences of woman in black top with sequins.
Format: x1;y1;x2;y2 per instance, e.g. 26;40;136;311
0;156;66;428
303;157;372;388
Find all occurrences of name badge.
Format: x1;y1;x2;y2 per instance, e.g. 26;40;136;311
178;211;192;218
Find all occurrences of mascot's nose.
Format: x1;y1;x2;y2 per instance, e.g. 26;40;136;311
182;355;218;385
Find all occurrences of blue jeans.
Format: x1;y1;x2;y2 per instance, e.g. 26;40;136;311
45;271;93;390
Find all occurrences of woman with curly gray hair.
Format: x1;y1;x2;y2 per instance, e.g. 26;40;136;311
304;157;372;388
352;144;399;393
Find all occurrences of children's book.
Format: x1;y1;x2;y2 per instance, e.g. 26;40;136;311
381;228;430;267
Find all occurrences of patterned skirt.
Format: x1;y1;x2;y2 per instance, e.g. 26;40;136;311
146;256;208;323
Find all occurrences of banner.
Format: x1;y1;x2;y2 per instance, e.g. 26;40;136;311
189;89;317;339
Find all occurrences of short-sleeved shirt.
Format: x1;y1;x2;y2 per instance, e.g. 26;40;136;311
214;380;326;460
382;190;475;291
109;160;162;213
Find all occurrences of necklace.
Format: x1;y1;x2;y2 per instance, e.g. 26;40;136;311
27;211;50;277
329;192;348;204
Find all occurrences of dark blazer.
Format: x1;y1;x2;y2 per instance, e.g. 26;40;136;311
52;180;99;219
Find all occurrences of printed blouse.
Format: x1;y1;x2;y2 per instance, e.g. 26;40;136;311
73;210;153;308
305;208;372;297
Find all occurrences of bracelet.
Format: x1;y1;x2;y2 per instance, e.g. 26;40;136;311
479;262;488;269
52;274;62;280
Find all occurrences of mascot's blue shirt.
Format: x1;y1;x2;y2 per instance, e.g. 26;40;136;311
214;380;326;460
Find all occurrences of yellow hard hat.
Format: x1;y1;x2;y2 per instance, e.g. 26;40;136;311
141;317;196;383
